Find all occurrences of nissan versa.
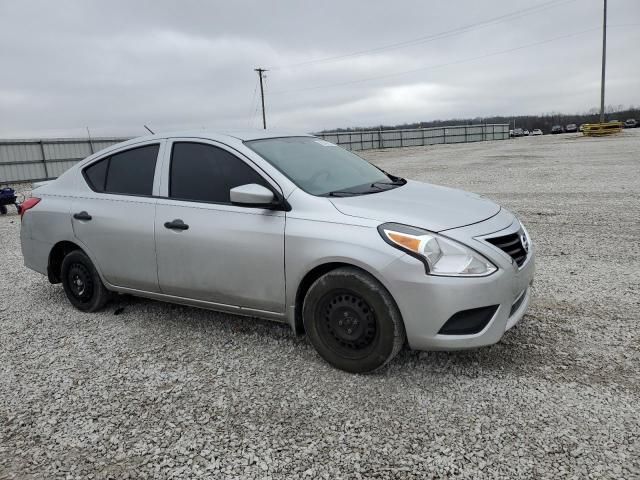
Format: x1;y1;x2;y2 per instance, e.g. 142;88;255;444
20;131;535;373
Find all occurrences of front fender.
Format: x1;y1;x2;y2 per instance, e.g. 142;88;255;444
284;218;404;327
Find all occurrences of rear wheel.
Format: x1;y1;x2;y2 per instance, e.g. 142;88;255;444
303;267;405;373
0;205;7;215
61;250;111;312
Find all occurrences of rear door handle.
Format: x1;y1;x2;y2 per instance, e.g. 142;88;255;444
164;219;189;231
73;211;92;221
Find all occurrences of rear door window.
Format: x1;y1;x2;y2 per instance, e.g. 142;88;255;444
169;142;269;203
84;144;159;196
105;145;159;196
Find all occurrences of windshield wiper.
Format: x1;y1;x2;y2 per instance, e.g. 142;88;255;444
327;190;364;197
377;169;406;183
327;177;406;197
370;178;406;189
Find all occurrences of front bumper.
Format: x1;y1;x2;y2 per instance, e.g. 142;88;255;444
381;212;535;351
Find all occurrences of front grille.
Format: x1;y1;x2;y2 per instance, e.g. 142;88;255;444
486;231;528;266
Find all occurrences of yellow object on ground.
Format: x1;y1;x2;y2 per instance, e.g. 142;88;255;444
583;122;623;136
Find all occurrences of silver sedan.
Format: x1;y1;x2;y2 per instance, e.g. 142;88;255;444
20;131;535;373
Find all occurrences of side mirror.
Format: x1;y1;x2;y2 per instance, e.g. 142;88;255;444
230;183;275;207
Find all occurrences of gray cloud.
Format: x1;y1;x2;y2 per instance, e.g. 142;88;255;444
1;0;639;137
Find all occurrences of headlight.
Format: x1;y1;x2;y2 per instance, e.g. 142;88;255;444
378;223;497;277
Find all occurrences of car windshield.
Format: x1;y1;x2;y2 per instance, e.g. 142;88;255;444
245;136;404;196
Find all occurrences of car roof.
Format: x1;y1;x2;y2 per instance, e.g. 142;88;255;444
131;129;314;144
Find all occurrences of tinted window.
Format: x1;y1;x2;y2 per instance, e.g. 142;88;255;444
84;157;108;192
245;137;388;196
170;142;269;203
104;145;159;196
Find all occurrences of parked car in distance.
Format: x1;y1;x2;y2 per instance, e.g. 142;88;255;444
513;128;524;137
551;125;564;134
624;118;637;128
565;124;578;133
523;129;529;136
531;129;543;136
509;129;514;137
579;124;585;132
20;131;535;373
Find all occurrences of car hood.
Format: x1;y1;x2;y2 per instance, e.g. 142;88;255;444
329;180;501;232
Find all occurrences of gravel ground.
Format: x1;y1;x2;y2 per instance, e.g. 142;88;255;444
1;131;639;479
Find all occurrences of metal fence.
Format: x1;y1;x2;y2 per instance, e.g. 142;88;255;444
1;124;509;183
315;124;509;151
0;137;127;183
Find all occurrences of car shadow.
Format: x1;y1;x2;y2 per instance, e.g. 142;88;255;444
118;293;557;374
107;292;304;344
391;310;572;378
35;282;557;377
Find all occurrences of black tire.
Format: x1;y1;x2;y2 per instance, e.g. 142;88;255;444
0;205;7;215
61;250;111;312
303;267;406;373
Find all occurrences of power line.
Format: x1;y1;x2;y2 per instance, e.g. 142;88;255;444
261;73;278;129
271;0;576;71
270;24;639;97
252;98;261;128
247;78;259;127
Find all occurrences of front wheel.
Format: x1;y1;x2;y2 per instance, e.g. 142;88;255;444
303;267;406;373
0;205;7;215
61;250;111;312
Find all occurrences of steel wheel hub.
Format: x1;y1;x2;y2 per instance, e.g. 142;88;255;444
67;263;93;301
321;292;376;351
72;274;85;295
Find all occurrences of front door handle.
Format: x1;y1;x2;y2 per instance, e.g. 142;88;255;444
164;219;189;231
73;211;92;221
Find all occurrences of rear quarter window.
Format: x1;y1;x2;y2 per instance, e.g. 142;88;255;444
83;144;160;196
84;158;108;192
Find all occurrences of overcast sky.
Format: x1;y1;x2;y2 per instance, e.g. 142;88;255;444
1;0;639;137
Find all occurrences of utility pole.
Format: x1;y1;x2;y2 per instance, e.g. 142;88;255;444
599;0;607;123
255;68;268;129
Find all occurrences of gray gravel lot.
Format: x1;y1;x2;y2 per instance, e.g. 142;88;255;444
1;131;639;479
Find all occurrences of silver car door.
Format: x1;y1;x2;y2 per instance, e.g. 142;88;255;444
154;140;286;313
71;141;164;292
